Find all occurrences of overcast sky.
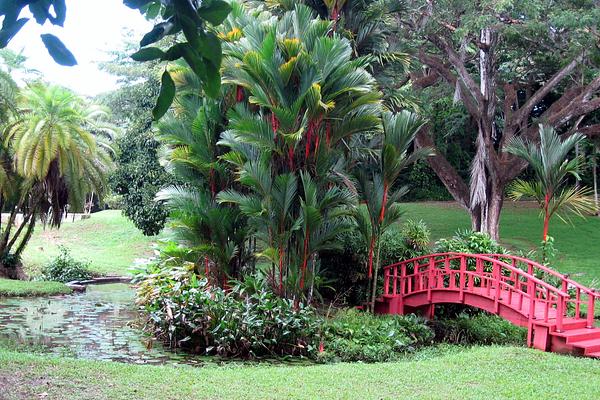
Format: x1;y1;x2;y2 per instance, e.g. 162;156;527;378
8;0;153;97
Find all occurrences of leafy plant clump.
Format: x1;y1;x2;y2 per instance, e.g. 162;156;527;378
319;309;434;363
435;230;507;255
40;246;93;283
136;261;320;359
432;313;526;346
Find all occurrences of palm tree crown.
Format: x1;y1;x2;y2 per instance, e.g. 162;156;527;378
505;125;597;241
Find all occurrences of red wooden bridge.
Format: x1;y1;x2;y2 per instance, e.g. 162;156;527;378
375;252;600;357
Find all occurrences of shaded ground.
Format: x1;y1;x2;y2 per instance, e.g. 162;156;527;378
0;346;599;399
21;210;156;277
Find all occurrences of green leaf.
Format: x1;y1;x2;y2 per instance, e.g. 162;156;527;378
197;0;232;25
178;12;199;48
197;31;222;67
40;34;77;66
203;62;221;98
144;2;162;19
163;43;186;61
180;44;207;80
0;18;29;48
123;0;153;9
153;70;176;120
29;1;51;24
131;47;165;61
48;0;67;26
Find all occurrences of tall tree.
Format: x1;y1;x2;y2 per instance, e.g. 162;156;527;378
0;84;114;277
397;0;600;239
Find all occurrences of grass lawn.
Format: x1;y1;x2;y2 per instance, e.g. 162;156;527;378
21;210;156;277
0;278;71;297
0;346;598;399
401;202;600;285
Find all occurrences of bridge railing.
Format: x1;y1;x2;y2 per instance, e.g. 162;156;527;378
383;252;575;332
486;254;599;328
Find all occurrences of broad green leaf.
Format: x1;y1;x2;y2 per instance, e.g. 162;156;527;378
180;44;207;80
40;34;77;66
197;31;222;67
178;12;199;48
163;43;186;61
48;0;67;26
131;47;165;61
0;18;28;48
144;2;162;19
153;70;176;120
204;62;221;98
123;0;153;9
197;0;232;25
140;19;178;47
29;1;51;24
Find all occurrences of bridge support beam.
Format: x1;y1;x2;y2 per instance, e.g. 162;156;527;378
388;297;404;315
532;325;550;351
425;304;435;320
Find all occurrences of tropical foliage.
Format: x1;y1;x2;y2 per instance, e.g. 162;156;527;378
506;125;597;241
0;82;114;277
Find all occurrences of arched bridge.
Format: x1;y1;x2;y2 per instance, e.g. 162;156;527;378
375;252;600;358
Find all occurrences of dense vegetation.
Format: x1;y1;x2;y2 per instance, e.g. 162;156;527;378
0;4;599;398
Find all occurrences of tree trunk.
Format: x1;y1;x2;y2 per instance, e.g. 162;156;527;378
370;238;382;313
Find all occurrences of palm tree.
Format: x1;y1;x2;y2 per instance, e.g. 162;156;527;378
156;94;252;285
0;84;114;277
505;125;597;241
215;3;380;299
352;110;431;310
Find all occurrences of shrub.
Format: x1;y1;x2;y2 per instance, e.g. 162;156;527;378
319;309;434;363
432;313;526;346
136;261;320;359
320;221;432;305
40;246;93;283
434;229;507;255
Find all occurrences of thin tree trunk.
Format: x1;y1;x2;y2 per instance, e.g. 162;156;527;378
594;152;599;216
370;238;383;313
15;213;36;258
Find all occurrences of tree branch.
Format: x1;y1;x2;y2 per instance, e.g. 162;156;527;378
414;125;471;209
513;52;585;126
427;35;484;110
416;51;480;119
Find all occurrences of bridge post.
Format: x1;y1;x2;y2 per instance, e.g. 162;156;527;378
427;257;434;302
459;256;466;303
493;261;500;314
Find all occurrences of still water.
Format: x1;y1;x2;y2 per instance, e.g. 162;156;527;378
0;283;206;365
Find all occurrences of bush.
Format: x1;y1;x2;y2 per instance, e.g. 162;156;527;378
40;246;93;283
320;220;432;305
432;313;526;346
434;229;507;255
136;261;320;359
319;309;434;363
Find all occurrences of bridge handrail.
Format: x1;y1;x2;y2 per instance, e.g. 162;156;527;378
485;253;600;299
383;252;570;298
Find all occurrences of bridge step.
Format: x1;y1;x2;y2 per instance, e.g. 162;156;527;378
569;338;600;355
585;351;600;358
553;328;600;344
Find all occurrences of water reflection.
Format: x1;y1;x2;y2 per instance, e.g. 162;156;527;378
0;284;205;365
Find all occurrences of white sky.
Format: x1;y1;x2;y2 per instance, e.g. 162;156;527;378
8;0;153;97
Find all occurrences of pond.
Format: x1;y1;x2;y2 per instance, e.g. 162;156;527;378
0;283;209;366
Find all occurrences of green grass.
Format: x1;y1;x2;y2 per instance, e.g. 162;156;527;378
0;346;599;399
21;210;156;277
401;202;600;285
0;278;71;297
